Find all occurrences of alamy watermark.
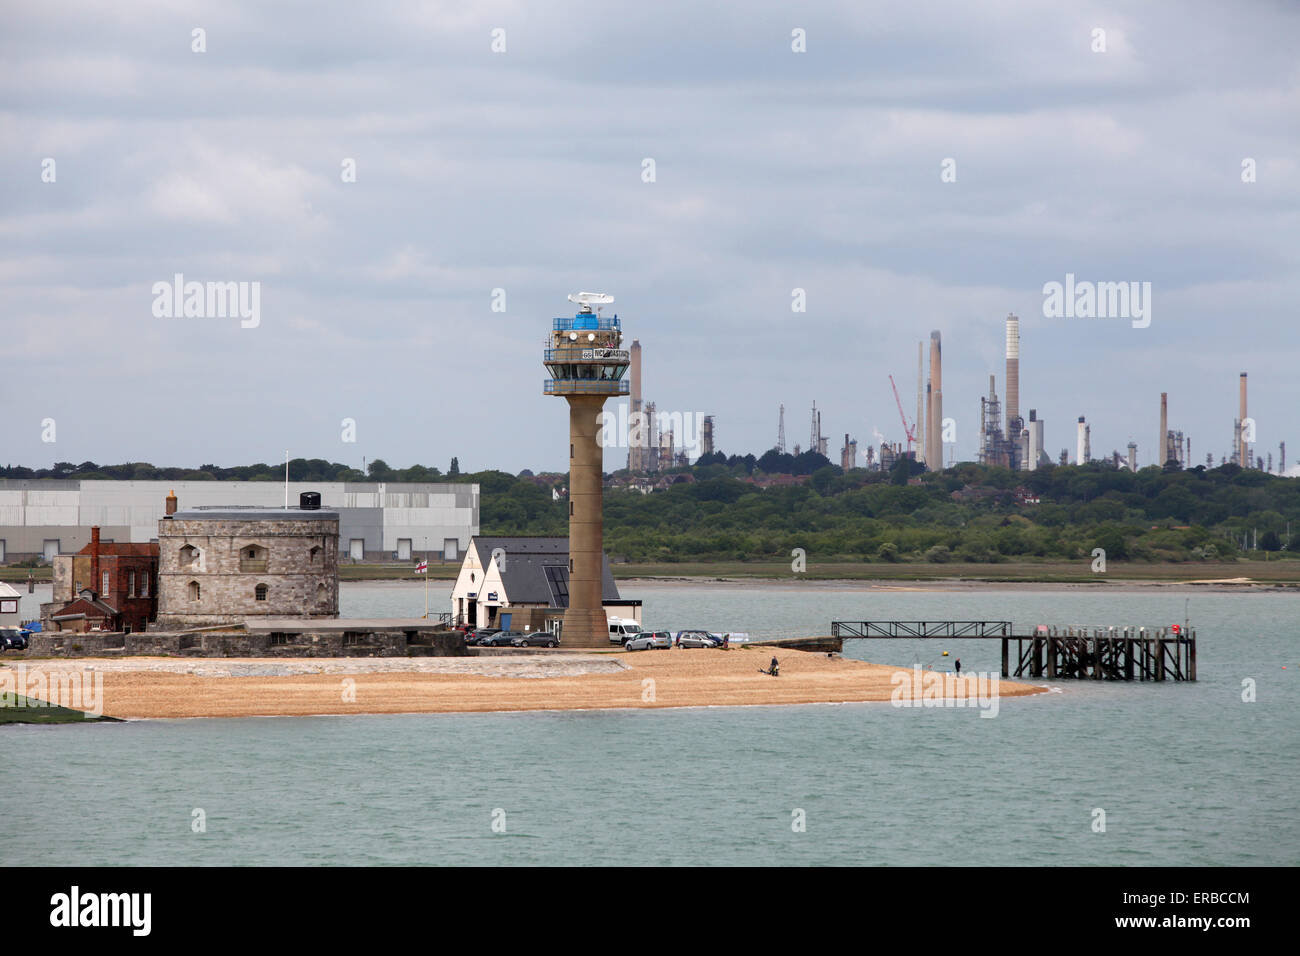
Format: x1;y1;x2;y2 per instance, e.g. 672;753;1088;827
597;406;708;457
1042;273;1151;328
152;273;260;328
1;664;104;716
889;665;1000;718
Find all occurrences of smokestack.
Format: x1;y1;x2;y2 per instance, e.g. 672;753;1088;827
1077;416;1087;464
165;489;178;516
1127;442;1137;472
928;331;942;469
1239;372;1248;467
1005;313;1020;436
1160;392;1168;466
628;340;643;471
916;341;925;464
90;526;100;597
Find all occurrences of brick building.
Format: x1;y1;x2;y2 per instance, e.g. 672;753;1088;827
42;526;160;633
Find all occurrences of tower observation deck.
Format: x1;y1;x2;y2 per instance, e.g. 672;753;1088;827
544;293;631;647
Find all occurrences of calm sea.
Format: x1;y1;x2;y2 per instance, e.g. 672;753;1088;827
3;581;1296;866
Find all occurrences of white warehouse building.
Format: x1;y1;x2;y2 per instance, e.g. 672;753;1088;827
0;480;479;564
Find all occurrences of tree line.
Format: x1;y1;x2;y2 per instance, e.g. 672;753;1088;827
4;456;1297;563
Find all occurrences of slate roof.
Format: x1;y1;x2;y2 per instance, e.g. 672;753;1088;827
468;536;620;607
51;595;119;620
75;542;159;557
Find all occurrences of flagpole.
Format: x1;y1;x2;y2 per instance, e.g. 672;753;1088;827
423;536;429;619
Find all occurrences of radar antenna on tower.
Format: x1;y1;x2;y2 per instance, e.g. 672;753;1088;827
568;292;615;314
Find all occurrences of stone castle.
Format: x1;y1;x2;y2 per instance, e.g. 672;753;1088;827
155;497;340;629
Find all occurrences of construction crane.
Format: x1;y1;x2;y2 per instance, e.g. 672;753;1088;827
889;374;917;452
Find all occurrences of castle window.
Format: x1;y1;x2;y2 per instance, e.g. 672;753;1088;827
255;584;268;602
316;583;327;604
309;545;322;564
240;544;268;573
179;544;199;568
188;580;201;602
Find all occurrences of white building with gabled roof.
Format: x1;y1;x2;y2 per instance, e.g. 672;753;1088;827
450;536;640;637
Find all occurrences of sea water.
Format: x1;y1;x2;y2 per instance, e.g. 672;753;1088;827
2;582;1295;866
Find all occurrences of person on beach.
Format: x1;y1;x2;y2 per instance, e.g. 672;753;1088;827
955;658;961;675
769;657;780;677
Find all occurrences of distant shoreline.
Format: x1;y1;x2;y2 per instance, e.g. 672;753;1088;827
338;575;1296;594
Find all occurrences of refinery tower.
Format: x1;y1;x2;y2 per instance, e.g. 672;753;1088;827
543;293;630;647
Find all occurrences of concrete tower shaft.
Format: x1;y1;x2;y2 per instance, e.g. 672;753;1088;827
566;394;607;646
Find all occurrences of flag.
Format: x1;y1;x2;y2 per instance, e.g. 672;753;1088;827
414;561;428;574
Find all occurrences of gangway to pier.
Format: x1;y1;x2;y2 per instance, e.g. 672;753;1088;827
832;620;1010;639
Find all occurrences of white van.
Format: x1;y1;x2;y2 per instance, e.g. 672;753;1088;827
608;617;641;645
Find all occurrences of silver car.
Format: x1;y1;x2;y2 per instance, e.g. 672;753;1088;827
675;630;719;649
624;630;672;651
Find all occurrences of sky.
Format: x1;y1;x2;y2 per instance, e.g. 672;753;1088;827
3;0;1298;475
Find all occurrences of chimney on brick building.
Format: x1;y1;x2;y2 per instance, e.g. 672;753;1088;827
90;526;101;597
165;489;178;516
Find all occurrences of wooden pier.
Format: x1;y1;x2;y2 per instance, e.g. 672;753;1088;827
829;621;1196;682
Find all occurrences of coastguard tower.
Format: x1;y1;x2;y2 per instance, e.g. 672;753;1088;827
543;293;630;647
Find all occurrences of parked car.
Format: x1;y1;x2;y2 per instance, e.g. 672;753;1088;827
467;628;501;646
481;630;525;647
511;631;559;648
675;630;720;649
0;628;30;651
624;630;672;651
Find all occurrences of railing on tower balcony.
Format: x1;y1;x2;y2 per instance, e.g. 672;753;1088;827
544;380;631;396
543;348;630;362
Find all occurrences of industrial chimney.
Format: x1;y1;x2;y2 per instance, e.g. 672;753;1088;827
1238;372;1249;468
90;526;101;597
928;331;943;469
1160;393;1168;467
1005;313;1020;439
628;339;644;471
